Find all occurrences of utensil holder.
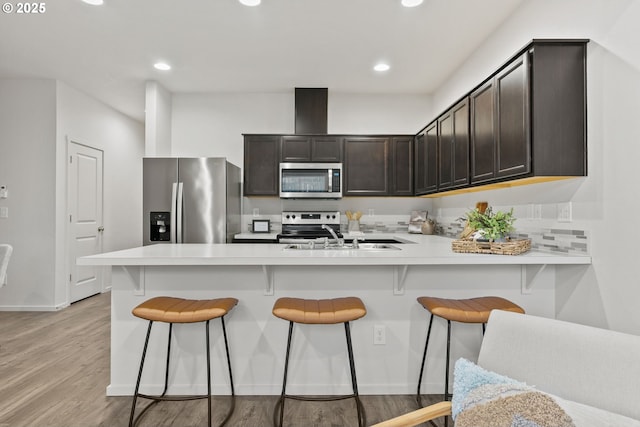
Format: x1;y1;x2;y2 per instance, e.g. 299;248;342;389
348;220;360;232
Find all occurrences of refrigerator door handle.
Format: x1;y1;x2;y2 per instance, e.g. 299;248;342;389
170;182;178;243
176;182;184;243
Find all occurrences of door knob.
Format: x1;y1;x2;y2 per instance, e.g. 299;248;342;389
98;226;105;232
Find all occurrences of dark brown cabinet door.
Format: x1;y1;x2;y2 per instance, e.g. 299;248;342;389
243;135;280;196
414;123;438;195
496;53;530;178
390;136;413;195
471;53;531;184
281;136;312;162
281;136;342;162
344;137;389;195
452;98;470;187
438;111;454;189
311;136;342;162
470;80;496;183
438;98;470;191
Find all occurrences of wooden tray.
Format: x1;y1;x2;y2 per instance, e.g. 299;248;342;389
451;238;531;255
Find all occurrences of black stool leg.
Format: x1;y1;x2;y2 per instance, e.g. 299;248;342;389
416;313;435;407
205;320;212;427
344;321;366;427
274;321;294;427
160;323;173;398
130;321;174;427
129;320;154;427
444;320;451;401
219;315;236;426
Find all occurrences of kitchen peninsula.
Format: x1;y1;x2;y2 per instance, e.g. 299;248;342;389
78;235;590;397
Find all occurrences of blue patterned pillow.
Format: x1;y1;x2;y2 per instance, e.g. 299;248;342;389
452;358;574;427
452;357;526;419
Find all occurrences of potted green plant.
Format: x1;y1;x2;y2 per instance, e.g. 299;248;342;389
465;206;516;242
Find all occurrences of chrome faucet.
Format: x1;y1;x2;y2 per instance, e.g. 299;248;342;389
321;224;343;247
351;236;365;249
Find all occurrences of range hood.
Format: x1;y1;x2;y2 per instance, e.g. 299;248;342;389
295;88;328;134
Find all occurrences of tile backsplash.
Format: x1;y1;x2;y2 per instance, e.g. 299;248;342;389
241;211;589;255
437;219;588;255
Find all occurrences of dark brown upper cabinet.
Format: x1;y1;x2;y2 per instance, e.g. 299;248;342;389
343;136;414;196
414;122;438;195
390;136;414;195
471;53;530;184
243;135;280;196
281;135;342;162
343;137;389;196
470;40;587;186
439;98;470;190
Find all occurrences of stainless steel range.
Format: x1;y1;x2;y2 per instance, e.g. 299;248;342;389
277;211;342;242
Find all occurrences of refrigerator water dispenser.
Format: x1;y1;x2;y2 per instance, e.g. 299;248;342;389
150;212;171;242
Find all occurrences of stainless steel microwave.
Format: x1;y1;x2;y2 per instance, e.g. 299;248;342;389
279;162;342;199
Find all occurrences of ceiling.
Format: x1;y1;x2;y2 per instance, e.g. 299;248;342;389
0;0;525;122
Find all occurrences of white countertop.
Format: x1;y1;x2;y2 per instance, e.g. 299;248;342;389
78;234;591;267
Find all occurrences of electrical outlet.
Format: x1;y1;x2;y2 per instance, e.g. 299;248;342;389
534;204;542;220
0;207;8;218
252;208;259;217
557;202;572;222
373;324;386;345
527;204;542;220
368;208;375;218
527;204;534;219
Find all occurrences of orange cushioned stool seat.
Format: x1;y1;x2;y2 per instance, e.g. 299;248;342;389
416;296;524;425
272;297;367;427
129;296;238;427
272;296;367;324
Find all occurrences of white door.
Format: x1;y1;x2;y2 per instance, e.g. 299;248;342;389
68;142;104;303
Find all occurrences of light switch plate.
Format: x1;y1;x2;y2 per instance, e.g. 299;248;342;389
0;207;8;218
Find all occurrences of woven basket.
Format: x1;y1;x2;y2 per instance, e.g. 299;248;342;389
451;238;531;255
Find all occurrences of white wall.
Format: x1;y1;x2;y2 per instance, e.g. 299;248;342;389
0;78;144;310
145;81;172;156
171;91;432;167
171;92;294;167
0;79;57;309
56;82;145;307
429;0;640;334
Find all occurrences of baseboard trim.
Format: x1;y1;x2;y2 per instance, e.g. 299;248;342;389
0;305;60;311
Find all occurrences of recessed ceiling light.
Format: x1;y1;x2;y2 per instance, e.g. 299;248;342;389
154;62;171;71
374;63;390;72
82;0;104;5
239;0;261;6
401;0;423;7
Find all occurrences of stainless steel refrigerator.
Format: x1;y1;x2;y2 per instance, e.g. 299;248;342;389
143;157;241;244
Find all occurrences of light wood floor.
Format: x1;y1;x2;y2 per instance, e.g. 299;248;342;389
0;293;446;427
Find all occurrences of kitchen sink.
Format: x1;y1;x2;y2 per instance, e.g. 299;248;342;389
283;242;400;251
354;243;400;250
344;238;403;244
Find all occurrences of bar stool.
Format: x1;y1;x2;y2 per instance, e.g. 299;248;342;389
416;296;525;406
129;296;238;427
272;296;367;427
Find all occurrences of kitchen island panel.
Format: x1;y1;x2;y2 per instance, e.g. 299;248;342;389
106;262;557;396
